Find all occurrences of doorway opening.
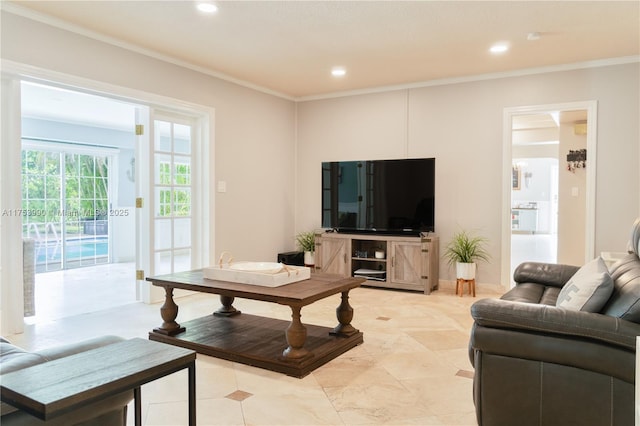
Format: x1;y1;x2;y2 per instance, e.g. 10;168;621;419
502;102;597;288
21;81;139;323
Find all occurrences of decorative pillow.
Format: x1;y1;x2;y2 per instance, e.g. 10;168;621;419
556;257;614;312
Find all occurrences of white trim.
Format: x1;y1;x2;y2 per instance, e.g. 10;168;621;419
501;101;598;289
22;139;120;156
2;60;213;118
1;78;25;335
2;2;638;102
135;107;150;303
501;108;514;291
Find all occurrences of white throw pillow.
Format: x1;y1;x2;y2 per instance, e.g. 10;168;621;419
556;257;614;312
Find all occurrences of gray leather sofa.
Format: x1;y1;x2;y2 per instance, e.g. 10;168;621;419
0;335;133;425
469;219;640;426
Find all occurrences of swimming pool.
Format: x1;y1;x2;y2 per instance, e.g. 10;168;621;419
35;236;109;264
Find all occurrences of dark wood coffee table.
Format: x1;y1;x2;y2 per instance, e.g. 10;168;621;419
147;270;365;377
0;338;196;426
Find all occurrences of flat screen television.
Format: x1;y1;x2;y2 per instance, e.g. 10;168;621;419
321;158;435;235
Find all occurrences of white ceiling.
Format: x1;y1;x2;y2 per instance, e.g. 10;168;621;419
21;82;138;132
8;0;640;99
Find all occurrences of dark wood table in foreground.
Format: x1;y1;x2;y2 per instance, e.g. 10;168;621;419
147;270;365;378
0;338;196;426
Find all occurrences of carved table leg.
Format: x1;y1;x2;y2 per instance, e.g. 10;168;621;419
153;286;186;336
282;306;312;361
214;295;241;317
330;290;359;337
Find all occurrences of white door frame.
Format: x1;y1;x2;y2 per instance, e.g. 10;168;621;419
0;61;213;334
501;101;598;290
0;77;25;335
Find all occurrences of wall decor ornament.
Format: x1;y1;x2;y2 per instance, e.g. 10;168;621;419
566;149;587;172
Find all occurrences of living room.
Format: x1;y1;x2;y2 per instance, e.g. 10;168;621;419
1;2;639;425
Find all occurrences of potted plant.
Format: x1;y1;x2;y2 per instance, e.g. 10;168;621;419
443;230;490;280
295;231;316;266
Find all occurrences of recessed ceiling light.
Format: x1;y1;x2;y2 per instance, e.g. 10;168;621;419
331;67;346;77
489;43;509;54
197;3;218;13
527;32;541;41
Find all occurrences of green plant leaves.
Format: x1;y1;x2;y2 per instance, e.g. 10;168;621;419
444;230;490;265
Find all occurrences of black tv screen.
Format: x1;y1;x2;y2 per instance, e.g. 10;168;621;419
321;158;435;235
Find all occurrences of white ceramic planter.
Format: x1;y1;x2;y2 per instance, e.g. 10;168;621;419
304;251;315;266
456;262;476;280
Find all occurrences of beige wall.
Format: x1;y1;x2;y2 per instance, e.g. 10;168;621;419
557;117;587;265
1;11;297;263
297;64;640;286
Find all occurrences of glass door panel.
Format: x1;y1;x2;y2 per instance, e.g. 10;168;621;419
151;118;194;275
21;147;112;272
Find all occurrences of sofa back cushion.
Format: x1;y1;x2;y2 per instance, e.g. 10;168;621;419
555;257;613;312
600;253;640;322
513;262;580;288
0;342;47;375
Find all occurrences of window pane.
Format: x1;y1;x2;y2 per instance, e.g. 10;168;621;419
174;218;191;248
155;154;172;185
155;120;172;152
173;189;191;217
46;176;61;199
155;188;172;217
24;150;43;174
45;152;60;174
79;177;95;199
154;251;172;275
96;178;108;199
173;248;191;273
45;200;60;222
65;153;78;175
26;175;44;199
79;155;94;177
154;219;172;250
174;124;191;155
173;157;191;185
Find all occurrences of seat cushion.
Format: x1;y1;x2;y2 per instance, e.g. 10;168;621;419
501;283;561;305
556;256;614;312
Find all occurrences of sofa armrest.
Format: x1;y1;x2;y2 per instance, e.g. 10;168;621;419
1;335;126;376
513;262;580;288
470;298;639;383
35;335;125;361
471;298;640;350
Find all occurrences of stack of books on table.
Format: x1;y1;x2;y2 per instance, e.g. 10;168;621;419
353;268;386;282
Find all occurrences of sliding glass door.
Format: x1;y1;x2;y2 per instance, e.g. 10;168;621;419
22;143;114;272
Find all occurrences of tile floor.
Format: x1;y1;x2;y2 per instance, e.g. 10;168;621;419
8;274;502;426
26;261;137;324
